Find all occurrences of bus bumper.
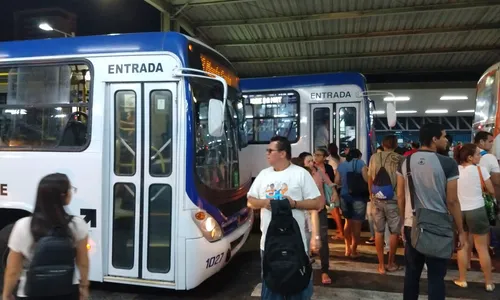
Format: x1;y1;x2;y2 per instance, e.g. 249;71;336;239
184;210;253;290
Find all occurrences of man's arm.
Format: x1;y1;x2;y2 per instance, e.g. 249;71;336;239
489;172;500;202
295;197;322;210
396;174;406;220
247;196;270;210
480;155;500;203
446;179;464;234
367;156;374;196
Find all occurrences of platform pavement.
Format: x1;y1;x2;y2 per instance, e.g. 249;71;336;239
249;230;500;300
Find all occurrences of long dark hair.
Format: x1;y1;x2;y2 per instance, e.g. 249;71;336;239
346;149;362;162
327;143;341;161
454;143;476;165
31;173;73;242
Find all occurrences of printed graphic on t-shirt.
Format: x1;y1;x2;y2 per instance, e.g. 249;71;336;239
265;182;289;200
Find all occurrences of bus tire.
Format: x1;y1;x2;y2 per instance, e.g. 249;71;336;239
0;223;14;292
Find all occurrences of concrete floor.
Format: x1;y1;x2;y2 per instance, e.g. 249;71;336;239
83;229;500;299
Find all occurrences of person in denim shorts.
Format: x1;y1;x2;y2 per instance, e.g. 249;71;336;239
335;149;368;258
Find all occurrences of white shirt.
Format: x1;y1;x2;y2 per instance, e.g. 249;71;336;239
478;149;500;174
8;216;88;297
247;163;321;251
457;165;489;211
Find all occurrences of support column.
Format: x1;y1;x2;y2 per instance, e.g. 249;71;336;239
161;12;171;32
172;20;181;32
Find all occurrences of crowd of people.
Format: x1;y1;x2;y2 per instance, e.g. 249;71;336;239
248;123;498;300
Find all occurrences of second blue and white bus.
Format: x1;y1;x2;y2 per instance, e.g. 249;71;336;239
239;73;390;178
0;32;252;290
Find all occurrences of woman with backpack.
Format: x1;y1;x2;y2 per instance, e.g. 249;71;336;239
2;173;90;300
299;151;336;285
335;149;369;258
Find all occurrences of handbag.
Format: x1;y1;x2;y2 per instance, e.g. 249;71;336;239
407;155;455;259
317;168;339;211
317;169;333;204
477;166;498;226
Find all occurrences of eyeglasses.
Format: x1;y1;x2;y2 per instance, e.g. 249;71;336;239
266;149;280;154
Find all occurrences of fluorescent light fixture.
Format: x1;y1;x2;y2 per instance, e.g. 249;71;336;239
440;95;468;100
457;109;474;113
396;110;417;114
372;110;385;115
425;109;448;114
384;96;410;101
39;23;53;31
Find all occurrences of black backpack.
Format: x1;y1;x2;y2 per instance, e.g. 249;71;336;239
346;159;369;198
263;200;312;295
24;221;76;297
371;153;395;200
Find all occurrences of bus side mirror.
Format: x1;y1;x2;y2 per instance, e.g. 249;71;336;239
208;99;224;137
386;102;397;128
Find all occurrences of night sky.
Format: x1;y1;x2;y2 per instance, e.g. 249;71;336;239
0;0;161;41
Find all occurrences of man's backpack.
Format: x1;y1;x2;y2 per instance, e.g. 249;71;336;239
346;159;369;198
263;200;312;295
371;153;395;200
24;221;76;297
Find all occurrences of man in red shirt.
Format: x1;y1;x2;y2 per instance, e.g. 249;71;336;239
404;142;419;157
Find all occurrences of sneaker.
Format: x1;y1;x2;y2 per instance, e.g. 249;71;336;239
365;238;375;245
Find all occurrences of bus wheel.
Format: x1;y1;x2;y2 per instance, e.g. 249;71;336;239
0;224;14;292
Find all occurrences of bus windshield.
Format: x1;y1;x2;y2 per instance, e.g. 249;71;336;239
192;78;241;190
473;70;497;132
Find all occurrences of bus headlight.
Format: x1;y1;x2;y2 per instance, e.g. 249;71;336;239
192;210;223;242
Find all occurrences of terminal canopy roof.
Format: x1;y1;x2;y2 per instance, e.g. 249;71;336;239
148;0;500;80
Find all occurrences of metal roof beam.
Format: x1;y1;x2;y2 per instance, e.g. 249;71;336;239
171;0;257;6
145;0;169;12
213;23;500;47
144;0;202;39
196;1;500;28
231;46;500;64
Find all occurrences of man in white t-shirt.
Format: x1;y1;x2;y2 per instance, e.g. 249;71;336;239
474;131;500;249
474;131;500;200
247;136;322;300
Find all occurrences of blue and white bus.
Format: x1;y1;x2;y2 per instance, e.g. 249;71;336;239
239;73;396;178
0;32;253;290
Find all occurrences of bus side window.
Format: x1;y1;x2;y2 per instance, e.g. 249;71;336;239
0;64;91;150
243;91;299;144
149;90;172;177
339;107;357;155
114;91;137;176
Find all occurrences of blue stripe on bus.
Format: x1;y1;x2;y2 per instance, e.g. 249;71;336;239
0;32;181;58
240;72;367;91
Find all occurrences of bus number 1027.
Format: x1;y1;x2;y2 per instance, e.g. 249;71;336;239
206;252;224;269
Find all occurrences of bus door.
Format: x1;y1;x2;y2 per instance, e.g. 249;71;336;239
311;103;335;151
335;103;359;156
107;82;176;282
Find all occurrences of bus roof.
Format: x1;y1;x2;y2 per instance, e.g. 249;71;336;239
478;61;500;83
0;32;228;64
240;72;367;91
